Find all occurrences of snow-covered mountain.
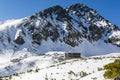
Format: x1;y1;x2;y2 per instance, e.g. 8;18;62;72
0;3;120;80
0;3;120;56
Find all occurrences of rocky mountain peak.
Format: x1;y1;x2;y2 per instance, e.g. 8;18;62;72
38;5;64;16
0;3;120;55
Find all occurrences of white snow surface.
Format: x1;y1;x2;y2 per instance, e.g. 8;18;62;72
0;52;119;80
14;29;22;40
94;20;108;27
34;39;120;56
0;19;23;31
110;31;120;38
109;31;120;45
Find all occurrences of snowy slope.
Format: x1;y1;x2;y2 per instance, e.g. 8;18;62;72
0;52;119;80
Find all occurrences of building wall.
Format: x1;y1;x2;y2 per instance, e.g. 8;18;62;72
65;53;81;59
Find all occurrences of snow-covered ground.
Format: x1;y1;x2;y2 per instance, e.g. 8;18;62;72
0;51;119;80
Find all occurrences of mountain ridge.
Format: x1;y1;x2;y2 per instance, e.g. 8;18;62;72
0;3;120;56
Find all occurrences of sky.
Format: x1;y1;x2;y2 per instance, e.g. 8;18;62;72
0;0;120;27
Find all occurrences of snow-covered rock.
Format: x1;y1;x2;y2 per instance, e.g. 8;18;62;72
0;3;119;56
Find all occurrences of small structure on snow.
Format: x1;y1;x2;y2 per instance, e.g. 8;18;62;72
64;52;81;59
45;52;81;61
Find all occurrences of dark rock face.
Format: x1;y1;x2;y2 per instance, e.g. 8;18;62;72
14;36;25;45
88;25;102;41
37;5;72;22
